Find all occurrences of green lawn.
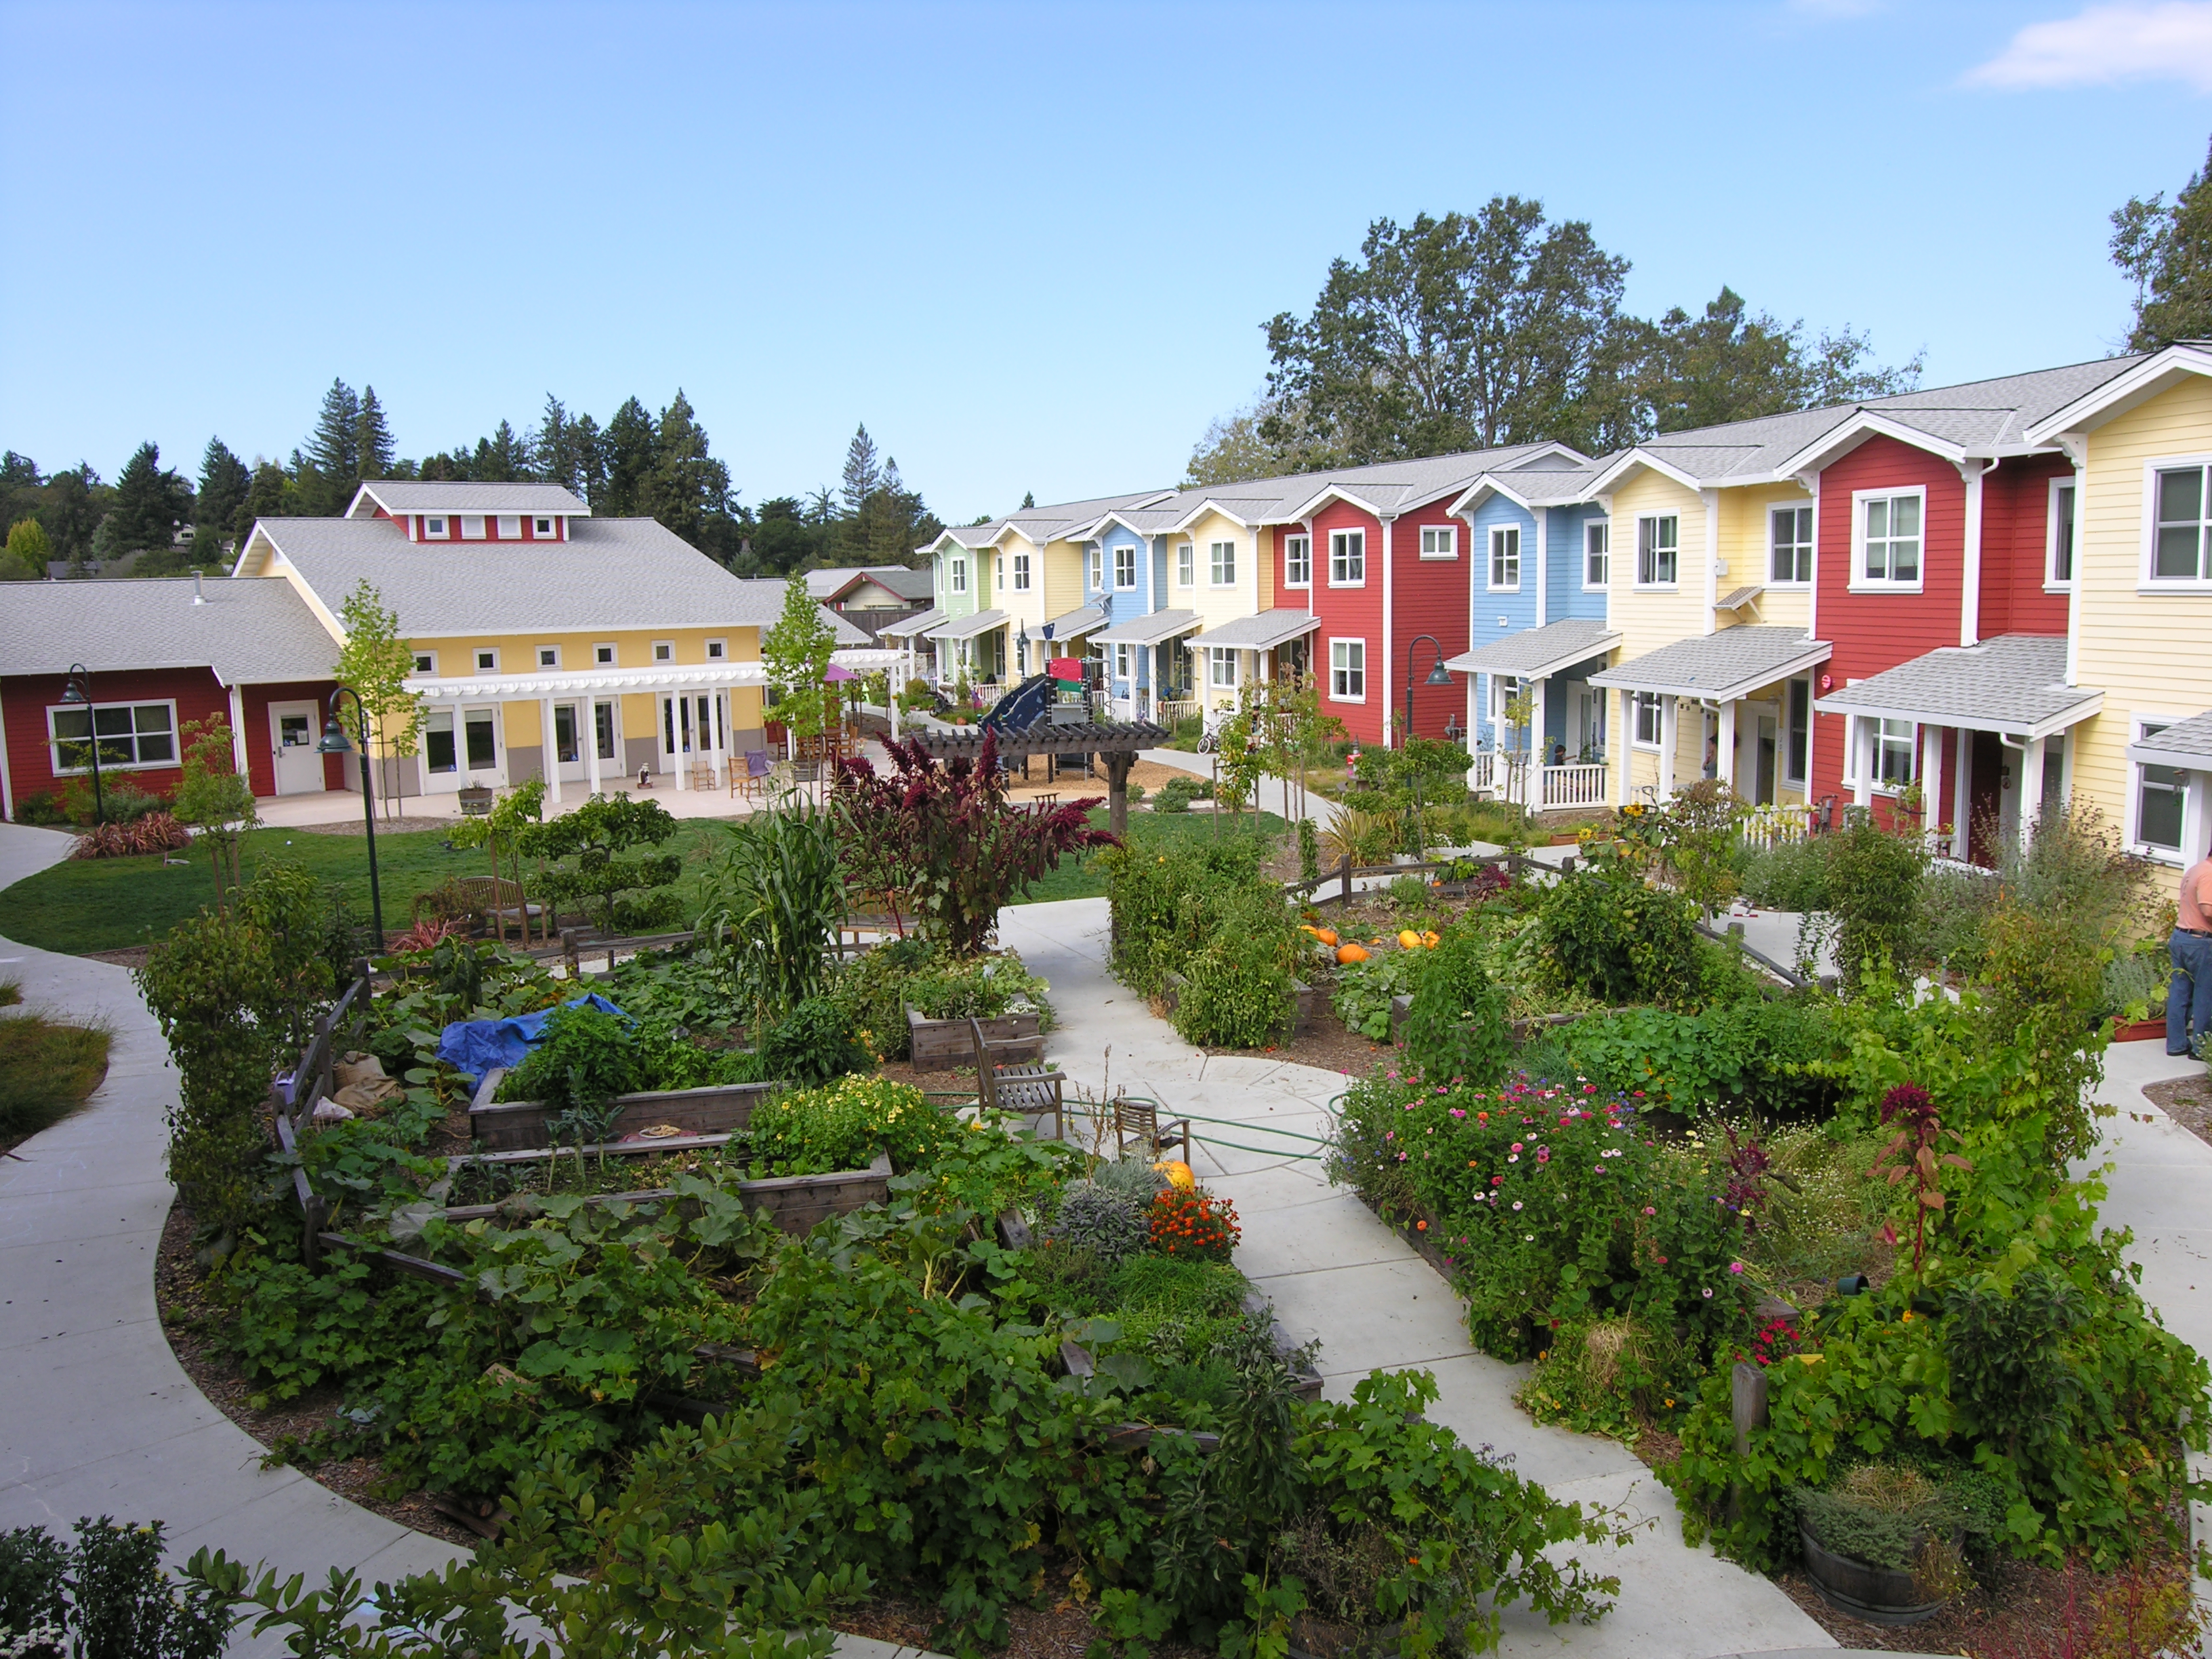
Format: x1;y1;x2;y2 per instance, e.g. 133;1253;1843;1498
1012;808;1286;903
0;819;739;956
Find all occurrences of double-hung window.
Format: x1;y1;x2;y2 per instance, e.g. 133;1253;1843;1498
1850;716;1917;789
1209;539;1235;586
1328;640;1364;700
1284;534;1310;587
996;554;1005;592
1087;545;1103;590
1584;520;1609;588
1633;692;1663;748
2152;463;2212;581
1489;674;1524;722
1488;526;1520;590
1012;550;1031;590
1329;529;1364;585
1858;491;1923;586
1114;543;1136;589
1785;679;1811;785
950;556;967;594
1637;515;1678;586
1208;647;1236;689
1770;504;1813;583
48;700;175;771
1419;525;1456;559
2136;721;2188;854
2047;479;2076;588
1176;542;1195;586
1114;644;1133;683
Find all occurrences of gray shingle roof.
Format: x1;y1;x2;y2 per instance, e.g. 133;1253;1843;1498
1184;609;1325;652
1591;626;1830;699
352;480;590;516
1095;609;1202;647
926;608;1008;642
2129;710;2212;769
0;575;340;684
804;565;931;603
247;515;863;642
1813;634;2100;739
1445;617;1620;680
878;605;946;638
1043;604;1107;639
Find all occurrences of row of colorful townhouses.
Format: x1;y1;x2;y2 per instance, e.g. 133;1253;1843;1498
893;342;2212;894
0;480;898;819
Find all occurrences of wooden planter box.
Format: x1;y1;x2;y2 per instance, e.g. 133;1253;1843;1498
907;1006;1042;1069
470;1080;777;1151
443;1141;892;1235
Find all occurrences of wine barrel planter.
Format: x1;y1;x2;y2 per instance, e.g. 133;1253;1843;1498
470;1080;776;1151
1799;1526;1952;1626
907;1006;1042;1069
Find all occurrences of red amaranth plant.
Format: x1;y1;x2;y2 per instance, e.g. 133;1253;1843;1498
1874;1082;1973;1273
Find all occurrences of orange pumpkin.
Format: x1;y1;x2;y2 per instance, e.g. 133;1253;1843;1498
1336;943;1370;964
1313;927;1340;947
1153;1159;1197;1191
1397;928;1422;950
1420;930;1441;948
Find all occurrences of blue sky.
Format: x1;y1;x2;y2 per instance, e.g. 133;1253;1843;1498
2;1;2209;523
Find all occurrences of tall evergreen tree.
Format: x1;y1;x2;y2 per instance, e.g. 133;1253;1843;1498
197;438;251;536
2113;134;2212;350
640;390;732;547
109;441;193;553
600;396;657;514
472;419;532;482
304;379;361;510
355;387;396;480
43;466;104;560
1019;490;1035;509
533;394;603;499
840;424;882;518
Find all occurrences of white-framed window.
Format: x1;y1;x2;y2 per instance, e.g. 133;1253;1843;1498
1328;638;1365;701
461;514;487;540
412;650;437;676
533;515;556;537
424;708;456;775
424;514;449;539
950;556;968;594
1633;691;1664;749
1419;525;1457;560
1636;515;1678;586
1854;488;1924;588
1770;504;1814;584
535;644;560;669
497;514;520;538
706;638;726;660
1012;550;1031;590
2047;478;2076;589
653;640;674;663
1210;539;1236;586
1847;715;1918;790
2134;720;2190;856
474;647;499;672
1584;520;1609;589
1488;525;1521;590
1115;542;1137;589
1488;674;1524;722
1284;534;1311;588
1785;678;1811;786
996;553;1005;592
1114;643;1133;682
1209;647;1237;688
594;642;616;666
47;699;176;773
1176;542;1195;586
1330;529;1365;586
2149;460;2212;583
1087;545;1103;590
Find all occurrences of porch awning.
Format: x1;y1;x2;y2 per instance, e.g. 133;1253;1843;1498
878;606;945;638
1814;635;2102;743
926;608;1008;642
1095;608;1200;648
1445;617;1619;681
407;661;767;701
1041;604;1106;642
1183;609;1323;653
2129;709;2212;771
1591;626;1829;702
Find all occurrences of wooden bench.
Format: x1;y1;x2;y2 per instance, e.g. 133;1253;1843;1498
968;1016;1063;1139
1114;1097;1191;1166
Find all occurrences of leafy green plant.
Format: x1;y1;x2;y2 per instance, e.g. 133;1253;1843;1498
747;1073;951;1174
1515;1313;1679;1441
701;804;844;1032
1330;948;1421;1041
1173;893;1297;1048
1826;811;1927;986
1562;1000;1837;1119
1653;780;1746;916
1103;834;1280;996
0;1517;234;1659
499;1002;638;1118
1534;863;1700;1005
759;996;867;1084
521;793;684;936
1298;817;1320;883
1048;1181;1150;1265
1401;928;1511;1088
902;951;1052;1025
827;935;934;1057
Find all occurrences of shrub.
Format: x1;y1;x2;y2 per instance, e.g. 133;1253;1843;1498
1655;780;1747;915
1791;1463;2003;1571
1330;947;1420;1041
1148;1187;1239;1261
1048;1181;1150;1265
0;1517;234;1659
13;790;66;827
1089;1155;1170;1203
499;1002;638;1122
1322;808;1400;867
1515;1313;1681;1440
1826;812;1927;985
68;811;192;860
1172;894;1296;1048
523;793;684;936
1563;1000;1838;1120
1738;836;1830;912
760;995;869;1084
1103;834;1282;996
60;775;168;826
1153;774;1211;813
1401;927;1512;1088
749;1073;951;1173
1536;863;1701;1005
0;1008;113;1144
830;936;934;1058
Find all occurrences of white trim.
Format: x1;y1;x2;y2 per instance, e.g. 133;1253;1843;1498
423;514;450;540
1328;527;1366;587
1805;472;1822;642
1767;501;1814;588
1418;523;1458;560
1113;540;1139;590
2141;453;2212;588
1841;712;1919;794
1771;409;1972;478
1848;485;1927;593
1701;489;1720;636
1960;462;1992;646
497;514;521;539
45;697;182;775
705;637;728;661
411;649;438;676
949;554;970;595
2045;474;2076;593
593;641;617;667
1282;533;1311;589
472;646;501;673
1634;512;1680;589
532;515;558;539
1534;508;1549;629
1086;544;1103;592
1208;538;1237;588
651;639;675;664
228;683;249;781
0;683;15;820
535;643;562;670
2022;344;2212;446
1013;549;1033;592
1380;515;1395;741
459;514;486;541
1586;448;1707;498
2127;712;2196;864
1631;689;1664;751
1582;518;1610;592
1328;636;1367;703
1486;524;1521;592
2064;460;2085;686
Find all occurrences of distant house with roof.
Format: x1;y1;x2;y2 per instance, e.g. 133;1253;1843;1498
804;565;933;641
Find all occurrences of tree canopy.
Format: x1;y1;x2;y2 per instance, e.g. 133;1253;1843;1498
2113;133;2212;350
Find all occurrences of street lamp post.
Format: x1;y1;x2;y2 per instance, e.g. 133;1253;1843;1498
318;687;385;949
57;664;106;825
1401;636;1455;859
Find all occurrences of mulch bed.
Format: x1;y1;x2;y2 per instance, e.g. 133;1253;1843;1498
1188;1000;1389;1080
2143;1073;2212;1150
83;946;152;970
285;817;462;836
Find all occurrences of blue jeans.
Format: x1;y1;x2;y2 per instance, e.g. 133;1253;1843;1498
2167;930;2212;1055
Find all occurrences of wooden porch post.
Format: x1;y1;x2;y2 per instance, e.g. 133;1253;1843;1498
1105;750;1134;839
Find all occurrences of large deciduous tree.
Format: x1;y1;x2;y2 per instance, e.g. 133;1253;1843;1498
2113;134;2212;350
1635;287;1922;433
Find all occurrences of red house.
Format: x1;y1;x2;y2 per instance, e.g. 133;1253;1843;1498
0;575;342;821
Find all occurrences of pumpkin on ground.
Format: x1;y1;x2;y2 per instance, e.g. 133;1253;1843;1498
1397;929;1422;950
1153;1159;1197;1191
1313;926;1340;947
1336;943;1370;964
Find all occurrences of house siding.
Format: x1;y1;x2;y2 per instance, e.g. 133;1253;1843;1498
1980;453;2073;639
1;665;231;812
240;679;346;796
1716;481;1818;634
1395;495;1473;740
1602;471;1708;796
1309;499;1385;745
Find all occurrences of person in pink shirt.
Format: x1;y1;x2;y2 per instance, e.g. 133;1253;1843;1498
2169;846;2212;1056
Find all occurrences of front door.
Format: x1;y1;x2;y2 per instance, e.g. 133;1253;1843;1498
268;701;322;795
552;702;588;782
1755;716;1778;806
1967;730;2007;867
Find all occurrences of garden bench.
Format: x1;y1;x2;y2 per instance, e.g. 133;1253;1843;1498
968;1015;1063;1139
1113;1097;1191;1167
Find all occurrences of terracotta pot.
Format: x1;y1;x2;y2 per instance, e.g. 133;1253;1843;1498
1799;1525;1950;1626
2115;1017;2169;1043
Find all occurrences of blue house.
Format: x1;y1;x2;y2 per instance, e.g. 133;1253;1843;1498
1446;466;1620;789
1071;503;1203;720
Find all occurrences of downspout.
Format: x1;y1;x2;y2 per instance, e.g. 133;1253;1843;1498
228;682;249;787
1380;513;1396;745
1701;489;1720;635
1959;457;1997;647
0;681;13;822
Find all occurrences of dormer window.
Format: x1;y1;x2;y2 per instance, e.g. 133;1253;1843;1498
412;651;436;676
474;647;498;672
594;642;616;665
497;515;520;539
461;515;486;540
534;516;556;538
424;516;449;539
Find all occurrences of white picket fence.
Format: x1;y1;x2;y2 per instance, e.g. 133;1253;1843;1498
1466;749;1608;810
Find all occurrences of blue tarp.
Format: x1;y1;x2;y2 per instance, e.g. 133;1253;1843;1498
437;994;629;1087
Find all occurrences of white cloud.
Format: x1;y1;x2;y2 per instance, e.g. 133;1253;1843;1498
1966;1;2212;92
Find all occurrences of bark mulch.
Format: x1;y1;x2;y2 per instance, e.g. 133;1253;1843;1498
2144;1071;2212;1151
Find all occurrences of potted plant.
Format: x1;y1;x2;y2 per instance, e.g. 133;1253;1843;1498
1792;1465;1990;1625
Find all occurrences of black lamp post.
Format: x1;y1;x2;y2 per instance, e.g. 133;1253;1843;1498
1401;636;1456;857
318;687;384;949
58;663;104;825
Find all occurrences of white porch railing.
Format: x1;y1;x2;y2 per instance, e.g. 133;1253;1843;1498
1741;802;1814;850
1465;749;1607;810
1537;762;1608;809
1154;697;1198;730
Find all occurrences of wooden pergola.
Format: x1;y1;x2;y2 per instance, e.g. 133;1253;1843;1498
907;720;1169;836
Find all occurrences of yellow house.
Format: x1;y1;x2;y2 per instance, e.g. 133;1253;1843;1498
233;480;878;806
2024;343;2212;886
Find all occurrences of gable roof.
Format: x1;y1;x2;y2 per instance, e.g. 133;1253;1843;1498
2022;341;2212;447
0;575;340;685
349;480;590;517
1444;617;1620;680
804;565;932;604
237;515;865;644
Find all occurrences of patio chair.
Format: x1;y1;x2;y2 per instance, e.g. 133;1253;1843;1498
731;750;773;801
1113;1097;1191;1166
454;876;540;947
969;1017;1063;1140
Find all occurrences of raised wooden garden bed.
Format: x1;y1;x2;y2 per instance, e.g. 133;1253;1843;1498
442;1139;893;1233
908;1006;1042;1068
470;1079;777;1151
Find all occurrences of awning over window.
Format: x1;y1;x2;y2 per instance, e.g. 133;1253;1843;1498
2129;709;2212;771
1444;617;1620;681
1591;626;1830;703
1095;609;1201;648
1813;635;2101;743
1182;609;1324;653
925;608;1008;642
